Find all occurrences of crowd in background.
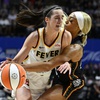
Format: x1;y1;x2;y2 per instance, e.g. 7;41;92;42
0;0;100;38
0;0;100;100
81;63;100;100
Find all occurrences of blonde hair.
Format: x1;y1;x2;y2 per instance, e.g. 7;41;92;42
82;12;92;35
63;11;92;46
81;12;92;46
74;11;92;46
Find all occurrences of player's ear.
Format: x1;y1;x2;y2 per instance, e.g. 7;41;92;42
45;17;49;23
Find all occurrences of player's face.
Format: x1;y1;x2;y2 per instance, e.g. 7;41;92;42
46;9;64;32
65;13;80;39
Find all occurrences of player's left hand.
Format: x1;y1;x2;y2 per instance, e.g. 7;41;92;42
57;62;71;75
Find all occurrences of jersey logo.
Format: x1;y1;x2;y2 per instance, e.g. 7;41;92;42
54;43;61;49
36;50;60;58
72;79;81;87
39;46;45;50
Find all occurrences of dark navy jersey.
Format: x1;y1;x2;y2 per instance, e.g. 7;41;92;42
51;36;85;100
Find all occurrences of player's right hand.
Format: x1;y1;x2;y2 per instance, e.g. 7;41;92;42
0;58;12;70
57;62;71;75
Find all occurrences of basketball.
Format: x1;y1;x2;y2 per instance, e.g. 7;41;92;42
0;63;26;90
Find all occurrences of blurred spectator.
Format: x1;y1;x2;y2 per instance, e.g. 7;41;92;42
86;76;100;100
0;0;99;38
0;11;11;36
8;8;17;36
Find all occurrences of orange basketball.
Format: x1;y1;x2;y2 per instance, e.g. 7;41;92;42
0;63;26;90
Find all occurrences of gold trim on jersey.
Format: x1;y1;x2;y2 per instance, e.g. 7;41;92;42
23;27;64;62
63;79;85;99
23;47;34;62
69;62;79;80
63;62;85;99
43;29;59;47
41;27;65;48
61;29;65;50
32;27;44;49
23;55;29;61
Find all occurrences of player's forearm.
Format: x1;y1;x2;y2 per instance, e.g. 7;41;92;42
22;62;52;72
62;44;83;62
22;55;70;72
22;44;83;72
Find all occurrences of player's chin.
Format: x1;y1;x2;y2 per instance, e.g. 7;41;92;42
55;27;62;31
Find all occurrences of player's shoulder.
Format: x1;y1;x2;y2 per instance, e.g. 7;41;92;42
62;29;72;41
31;27;44;37
38;27;44;32
59;28;71;36
29;27;42;38
64;29;72;37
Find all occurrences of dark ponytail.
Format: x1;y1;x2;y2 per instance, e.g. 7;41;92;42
16;4;63;27
16;9;44;27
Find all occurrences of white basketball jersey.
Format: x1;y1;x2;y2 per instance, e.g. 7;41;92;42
22;27;65;93
23;27;64;64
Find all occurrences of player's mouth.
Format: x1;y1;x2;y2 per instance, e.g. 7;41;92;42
56;25;61;28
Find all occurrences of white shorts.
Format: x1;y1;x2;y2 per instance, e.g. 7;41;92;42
12;71;51;100
27;71;51;99
12;85;46;100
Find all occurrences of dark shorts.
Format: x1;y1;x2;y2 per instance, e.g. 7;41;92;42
63;79;85;100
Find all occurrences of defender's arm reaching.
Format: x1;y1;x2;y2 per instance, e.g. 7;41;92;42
22;44;83;72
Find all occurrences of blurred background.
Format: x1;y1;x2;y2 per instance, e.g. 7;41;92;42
0;0;100;100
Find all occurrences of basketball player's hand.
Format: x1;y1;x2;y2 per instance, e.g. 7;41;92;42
57;62;71;75
0;57;12;70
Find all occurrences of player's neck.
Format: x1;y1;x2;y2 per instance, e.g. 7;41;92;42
45;27;58;36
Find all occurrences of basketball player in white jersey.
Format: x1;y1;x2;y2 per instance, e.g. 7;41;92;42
0;5;72;100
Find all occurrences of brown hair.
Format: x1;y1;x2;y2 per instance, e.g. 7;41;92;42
16;4;63;27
